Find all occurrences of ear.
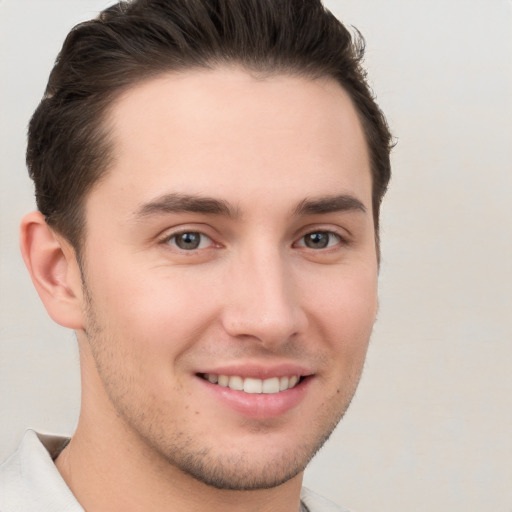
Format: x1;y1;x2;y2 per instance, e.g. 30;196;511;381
20;211;85;330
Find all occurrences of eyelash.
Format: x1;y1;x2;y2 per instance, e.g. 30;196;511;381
294;231;344;250
162;231;215;251
160;229;346;252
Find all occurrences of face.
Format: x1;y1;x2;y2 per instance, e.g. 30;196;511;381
77;68;377;490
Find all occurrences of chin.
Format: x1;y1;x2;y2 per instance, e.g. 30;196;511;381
153;419;339;491
167;447;310;490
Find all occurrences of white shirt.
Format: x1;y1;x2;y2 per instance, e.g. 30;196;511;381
0;430;349;512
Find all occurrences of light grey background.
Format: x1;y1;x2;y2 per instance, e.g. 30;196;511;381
1;1;511;511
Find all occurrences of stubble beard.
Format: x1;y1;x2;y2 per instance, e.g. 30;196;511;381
80;278;362;491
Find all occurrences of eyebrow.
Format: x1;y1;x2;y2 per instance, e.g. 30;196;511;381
133;192;366;221
293;195;367;216
134;193;239;219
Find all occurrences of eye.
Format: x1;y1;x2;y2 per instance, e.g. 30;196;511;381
296;231;341;249
165;232;213;251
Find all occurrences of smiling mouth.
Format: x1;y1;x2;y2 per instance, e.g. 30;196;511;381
199;373;303;394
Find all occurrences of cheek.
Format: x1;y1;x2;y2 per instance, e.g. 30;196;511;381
304;265;378;352
87;261;222;360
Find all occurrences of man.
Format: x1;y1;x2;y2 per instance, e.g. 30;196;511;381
0;0;392;510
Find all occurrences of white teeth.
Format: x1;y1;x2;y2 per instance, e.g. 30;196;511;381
289;375;299;388
228;375;244;391
262;377;280;394
244;378;262;394
203;374;301;394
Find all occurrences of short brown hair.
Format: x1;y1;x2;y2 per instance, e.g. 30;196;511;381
27;0;392;253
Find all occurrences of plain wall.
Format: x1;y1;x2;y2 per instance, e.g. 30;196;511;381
1;1;511;511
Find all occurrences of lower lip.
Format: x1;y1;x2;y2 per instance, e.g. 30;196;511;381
197;376;311;419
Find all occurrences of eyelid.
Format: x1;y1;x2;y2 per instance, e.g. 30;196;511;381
295;232;347;253
157;224;221;250
293;224;351;246
295;231;341;248
167;232;213;250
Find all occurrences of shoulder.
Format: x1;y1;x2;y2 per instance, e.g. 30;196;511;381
0;430;82;512
301;487;353;512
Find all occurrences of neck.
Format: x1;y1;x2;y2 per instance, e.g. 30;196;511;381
56;423;303;512
55;356;304;512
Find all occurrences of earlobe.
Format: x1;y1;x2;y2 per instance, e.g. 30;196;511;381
20;211;85;330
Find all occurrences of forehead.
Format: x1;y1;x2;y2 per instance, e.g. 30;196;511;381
93;67;371;214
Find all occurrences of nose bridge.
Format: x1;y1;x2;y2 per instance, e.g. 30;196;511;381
222;241;305;346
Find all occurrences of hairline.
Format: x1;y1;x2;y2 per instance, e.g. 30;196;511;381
59;63;381;261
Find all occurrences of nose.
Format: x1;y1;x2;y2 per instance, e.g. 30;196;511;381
220;246;308;349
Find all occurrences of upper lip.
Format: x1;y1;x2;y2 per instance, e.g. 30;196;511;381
195;362;314;379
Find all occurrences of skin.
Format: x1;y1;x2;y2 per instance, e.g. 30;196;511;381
21;68;378;512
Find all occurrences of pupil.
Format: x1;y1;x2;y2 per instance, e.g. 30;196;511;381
306;232;328;249
177;233;200;250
